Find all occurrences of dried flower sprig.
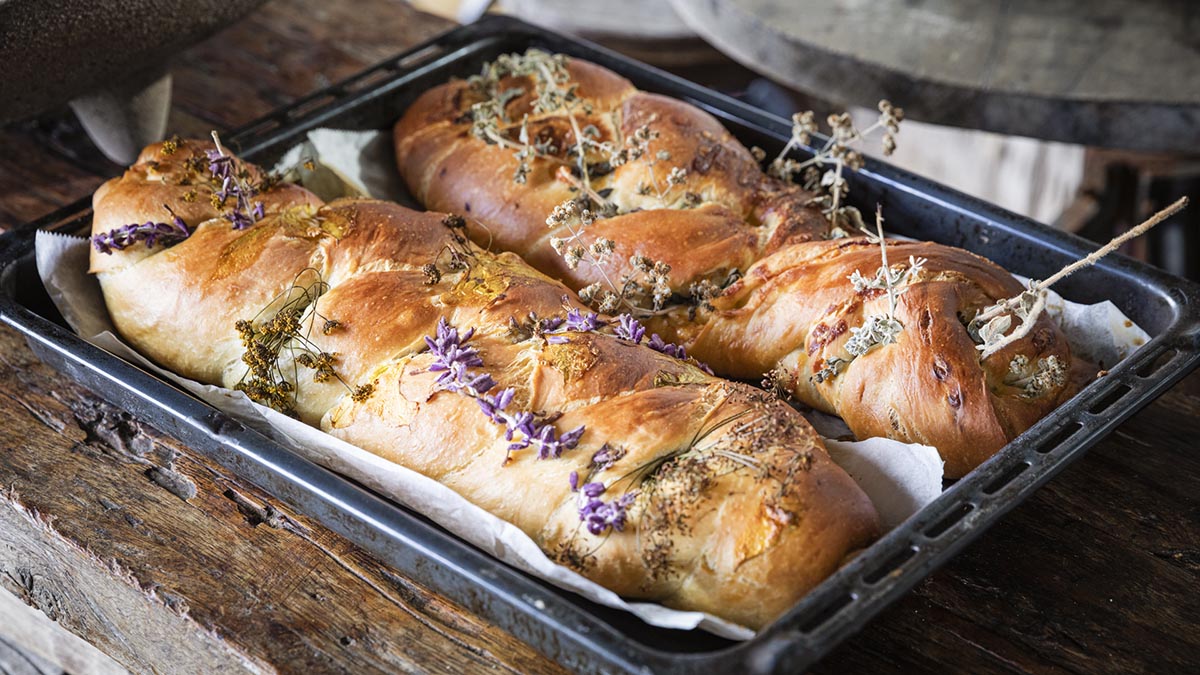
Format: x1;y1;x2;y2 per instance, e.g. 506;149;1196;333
614;314;646;343
970;197;1189;361
92;205;190;255
426;213;481;283
545;307;606;344
589;443;626;470
423;318;586;464
505;312;566;342
597;402;788;572
568;472;636;536
546;197;677;316
547;197;615;271
467;51;698;316
813;206;919;383
207;131;265;230
562;406;752;549
466;49;613;199
612;312;709;369
425;321;495;396
768;101;903;234
635;142;691;208
235;269;373;414
1005;354;1067;398
522;305;710;373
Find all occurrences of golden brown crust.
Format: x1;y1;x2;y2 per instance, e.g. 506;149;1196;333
90;138;321;276
97;216;325;384
393;54;1074;478
91;143;881;629
328;355;878;627
525;203;759;293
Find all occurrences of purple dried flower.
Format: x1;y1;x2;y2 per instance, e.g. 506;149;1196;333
532;422;585;459
590;443;626;470
647;333;686;359
226;208;253;230
579;489;637;535
426;318;485;392
206;149;234;180
465;372;496;395
581;481;605;498
614;314;646;344
206;139;264;230
563;308;604;332
561;424;585;446
568;471;580;492
422;318;587;461
542;307;604;345
636;329;713;373
427;319;475;351
478;387;515;422
217;175;234;201
91;215;190;255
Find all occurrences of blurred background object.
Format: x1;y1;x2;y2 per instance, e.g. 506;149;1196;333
668;0;1200;153
0;0;266;163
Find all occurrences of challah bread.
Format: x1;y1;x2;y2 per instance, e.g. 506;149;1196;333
88;140;880;629
393;53;1074;477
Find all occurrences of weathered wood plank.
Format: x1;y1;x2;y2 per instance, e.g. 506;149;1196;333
0;586;127;675
0;325;565;675
168;0;452;130
0;130;105;230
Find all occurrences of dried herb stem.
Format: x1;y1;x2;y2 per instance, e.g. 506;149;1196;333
875;206;897;318
773;117;888;175
485;127;572;165
973;196;1188;360
558;170;612;212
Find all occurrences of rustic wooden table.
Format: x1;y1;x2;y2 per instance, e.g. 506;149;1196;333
1;1;1197;672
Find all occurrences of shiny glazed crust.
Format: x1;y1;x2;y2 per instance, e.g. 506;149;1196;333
89;141;881;629
393;57;1074;478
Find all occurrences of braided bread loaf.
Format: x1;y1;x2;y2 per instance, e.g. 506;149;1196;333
394;54;1075;477
89;139;880;629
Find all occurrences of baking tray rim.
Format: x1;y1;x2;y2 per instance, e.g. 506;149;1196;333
2;14;1199;674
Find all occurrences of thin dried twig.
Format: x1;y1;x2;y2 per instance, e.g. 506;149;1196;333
974;196;1189;360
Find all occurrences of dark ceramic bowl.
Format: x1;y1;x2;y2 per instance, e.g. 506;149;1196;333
0;0;265;160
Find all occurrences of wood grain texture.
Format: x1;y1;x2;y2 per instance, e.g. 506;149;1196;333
0;325;566;675
0;586;128;675
0;0;1198;672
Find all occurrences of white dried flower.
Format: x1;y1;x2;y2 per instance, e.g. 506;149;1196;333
1005;354;1066;398
579;282;603;303
598;291;620;314
812;356;847;384
844;314;903;357
565;246;585;270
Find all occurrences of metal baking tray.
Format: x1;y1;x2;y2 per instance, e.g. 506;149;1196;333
3;16;1199;673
